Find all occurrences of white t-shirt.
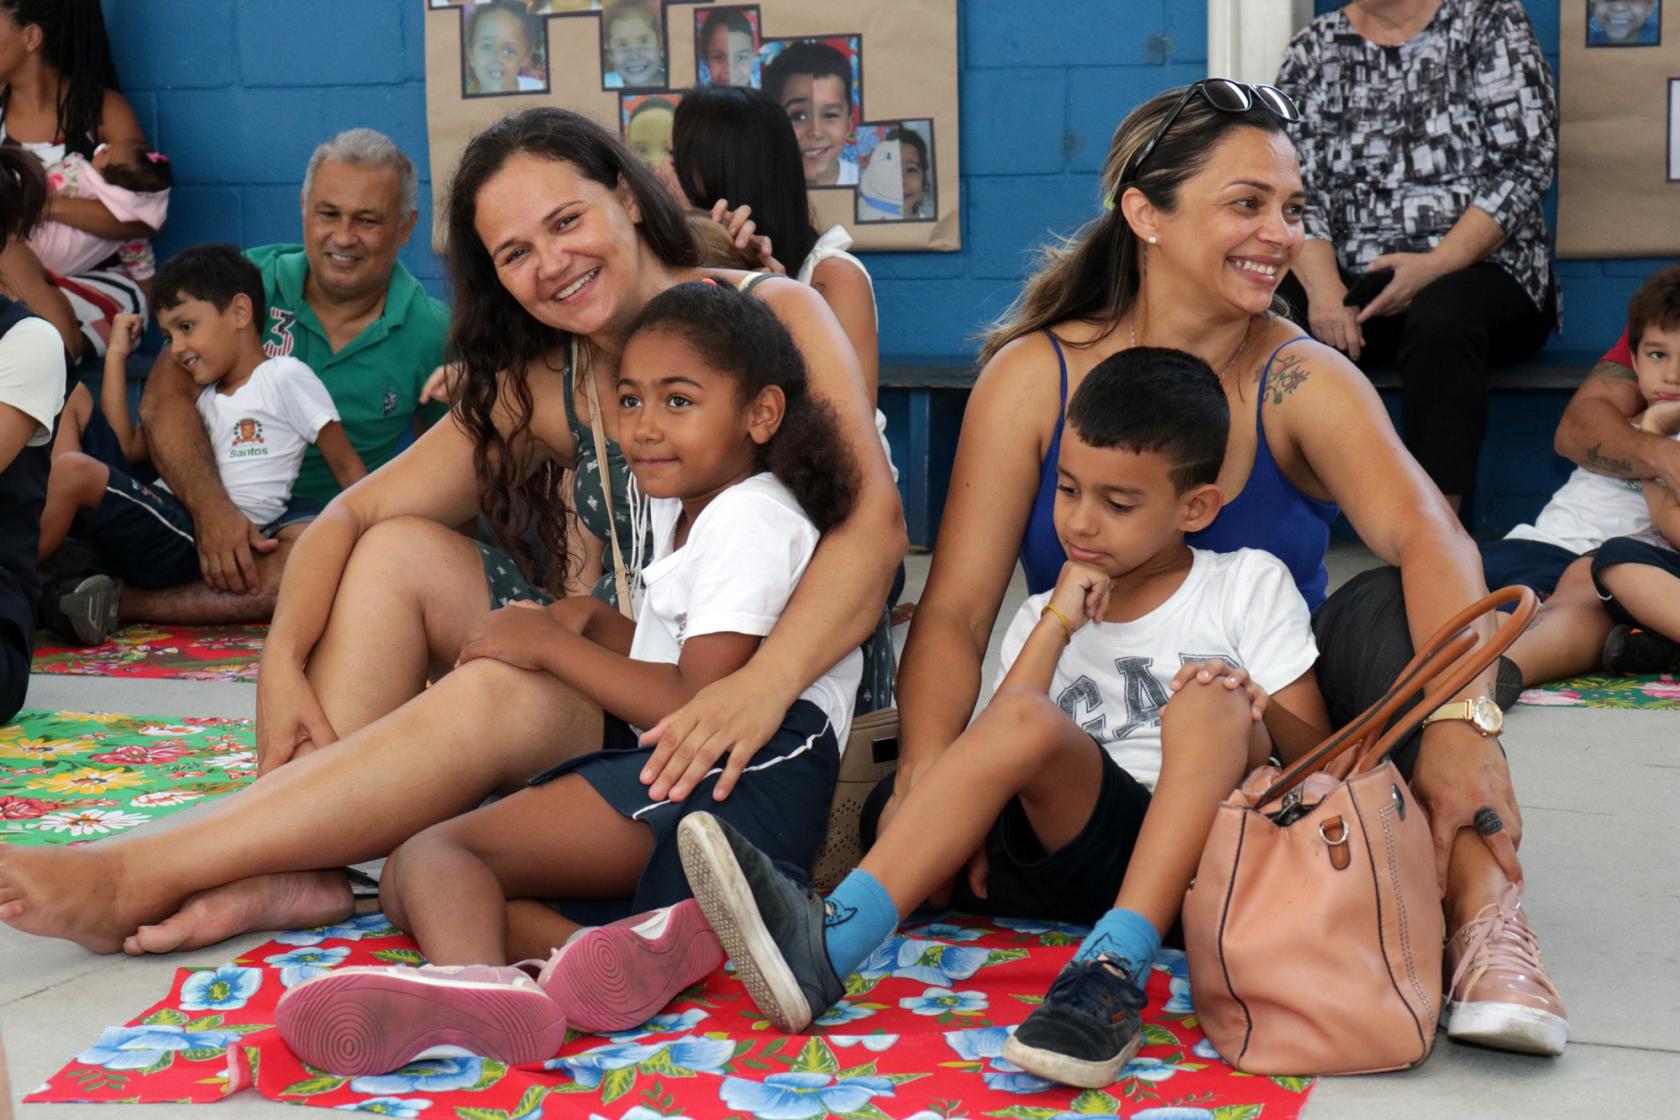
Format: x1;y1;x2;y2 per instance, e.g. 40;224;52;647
628;472;862;741
993;548;1319;792
1505;429;1680;554
0;316;68;447
796;225;896;484
163;356;338;526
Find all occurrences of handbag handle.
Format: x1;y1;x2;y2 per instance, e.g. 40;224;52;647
1257;584;1537;807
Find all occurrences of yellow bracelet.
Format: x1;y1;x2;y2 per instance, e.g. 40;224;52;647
1040;601;1073;642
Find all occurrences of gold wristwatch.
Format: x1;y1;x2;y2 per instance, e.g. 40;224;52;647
1419;696;1503;736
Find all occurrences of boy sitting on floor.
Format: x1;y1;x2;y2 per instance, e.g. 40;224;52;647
35;244;365;643
677;347;1331;1088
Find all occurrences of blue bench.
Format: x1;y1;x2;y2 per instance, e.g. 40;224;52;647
880;350;1605;548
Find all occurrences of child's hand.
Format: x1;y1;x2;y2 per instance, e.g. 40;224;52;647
1048;560;1112;633
456;602;563;672
1637;398;1680;437
107;313;143;361
545;596;597;635
1169;658;1269;721
418;363;462;406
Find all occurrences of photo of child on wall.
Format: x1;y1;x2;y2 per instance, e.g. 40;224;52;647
1588;0;1661;45
853;120;935;223
760;37;862;187
601;0;667;89
696;6;759;88
623;93;679;169
460;1;549;96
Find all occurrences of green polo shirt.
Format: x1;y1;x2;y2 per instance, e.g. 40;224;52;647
245;245;450;503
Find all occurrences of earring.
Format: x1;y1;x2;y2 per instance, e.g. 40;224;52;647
1147;235;1158;245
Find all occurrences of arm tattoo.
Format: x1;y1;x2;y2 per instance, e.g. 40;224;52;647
1586;442;1636;477
1267;353;1311;404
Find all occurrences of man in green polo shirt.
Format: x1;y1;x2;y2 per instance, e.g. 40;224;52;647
132;129;449;621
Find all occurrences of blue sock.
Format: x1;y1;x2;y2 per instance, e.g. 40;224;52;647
822;868;899;979
1074;908;1160;978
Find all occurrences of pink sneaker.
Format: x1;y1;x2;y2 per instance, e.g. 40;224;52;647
1444;883;1569;1056
538;898;724;1032
275;963;568;1075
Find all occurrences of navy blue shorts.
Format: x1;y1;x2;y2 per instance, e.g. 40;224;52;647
528;698;841;914
1479;538;1582;599
1591;536;1680;625
81;466;322;588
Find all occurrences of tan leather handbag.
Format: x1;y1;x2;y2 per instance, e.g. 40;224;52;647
1182;586;1537;1076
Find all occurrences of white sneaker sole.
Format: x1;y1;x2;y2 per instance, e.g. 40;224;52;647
1002;1029;1142;1089
1446;999;1568;1056
676;814;813;1033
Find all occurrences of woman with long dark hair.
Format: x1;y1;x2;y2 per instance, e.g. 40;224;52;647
0;108;904;959
0;0;158;359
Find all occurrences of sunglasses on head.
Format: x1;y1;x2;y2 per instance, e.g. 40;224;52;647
1120;79;1301;186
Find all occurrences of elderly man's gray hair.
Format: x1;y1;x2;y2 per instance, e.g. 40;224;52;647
301;128;419;216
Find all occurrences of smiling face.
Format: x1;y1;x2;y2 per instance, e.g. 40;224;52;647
301;158;416;305
779;73;851;185
1632;322;1680;406
1592;0;1656;42
705;25;755;86
1052;430;1217;581
468;8;534;92
473;152;659;342
608;12;663;85
617;326;772;504
157;296;250;388
1127;126;1306;318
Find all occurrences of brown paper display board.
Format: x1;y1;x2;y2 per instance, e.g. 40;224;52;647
1557;1;1679;257
423;0;960;252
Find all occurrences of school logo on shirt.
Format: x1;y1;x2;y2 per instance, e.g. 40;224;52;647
229;418;269;459
265;308;296;358
383;388;398;417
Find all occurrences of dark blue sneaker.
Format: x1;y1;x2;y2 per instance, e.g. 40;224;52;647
1603;624;1680;675
1002;957;1148;1088
676;812;844;1032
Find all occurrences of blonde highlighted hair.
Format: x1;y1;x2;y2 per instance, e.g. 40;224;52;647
979;85;1294;366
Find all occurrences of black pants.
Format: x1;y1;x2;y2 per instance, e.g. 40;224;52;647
1279;263;1555;498
0;618;31;725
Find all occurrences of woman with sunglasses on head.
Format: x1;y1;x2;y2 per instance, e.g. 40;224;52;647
886;79;1567;1061
1275;0;1558;516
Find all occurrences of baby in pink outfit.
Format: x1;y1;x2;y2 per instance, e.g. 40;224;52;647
30;138;172;281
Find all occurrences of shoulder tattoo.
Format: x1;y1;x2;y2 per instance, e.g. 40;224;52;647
1591;359;1637;384
1267;351;1311;405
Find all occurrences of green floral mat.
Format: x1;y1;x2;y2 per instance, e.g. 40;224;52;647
1518;674;1680;710
0;710;256;846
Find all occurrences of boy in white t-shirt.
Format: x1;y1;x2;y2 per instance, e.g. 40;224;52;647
36;244;365;643
678;348;1332;1089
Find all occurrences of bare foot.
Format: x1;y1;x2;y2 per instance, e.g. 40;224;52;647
0;843;159;954
123;870;354;955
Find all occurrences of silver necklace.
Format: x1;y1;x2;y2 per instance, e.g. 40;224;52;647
1129;313;1257;379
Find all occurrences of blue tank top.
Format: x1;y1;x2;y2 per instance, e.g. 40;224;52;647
1018;333;1341;609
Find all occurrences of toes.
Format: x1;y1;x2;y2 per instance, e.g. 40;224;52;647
130;917;193;955
122;933;143;956
0;900;22;923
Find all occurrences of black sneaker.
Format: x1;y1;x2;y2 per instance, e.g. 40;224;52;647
1602;624;1680;675
676;812;844;1032
1002;957;1148;1088
38;574;123;645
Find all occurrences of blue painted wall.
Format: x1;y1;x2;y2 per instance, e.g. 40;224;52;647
108;0;1668;364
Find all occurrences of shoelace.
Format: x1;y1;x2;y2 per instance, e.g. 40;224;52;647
1042;959;1147;1021
1448;883;1558;999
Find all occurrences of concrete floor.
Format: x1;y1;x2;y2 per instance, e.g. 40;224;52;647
3;544;1676;1117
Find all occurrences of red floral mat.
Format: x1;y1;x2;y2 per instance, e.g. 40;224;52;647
28;913;1315;1118
32;624;268;683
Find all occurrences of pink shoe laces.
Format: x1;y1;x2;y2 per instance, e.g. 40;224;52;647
1448;882;1559;1000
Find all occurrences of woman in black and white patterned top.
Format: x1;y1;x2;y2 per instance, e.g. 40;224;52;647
1276;0;1558;512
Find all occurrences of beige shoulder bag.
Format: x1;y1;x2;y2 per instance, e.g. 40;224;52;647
1183;585;1537;1075
577;339;635;619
